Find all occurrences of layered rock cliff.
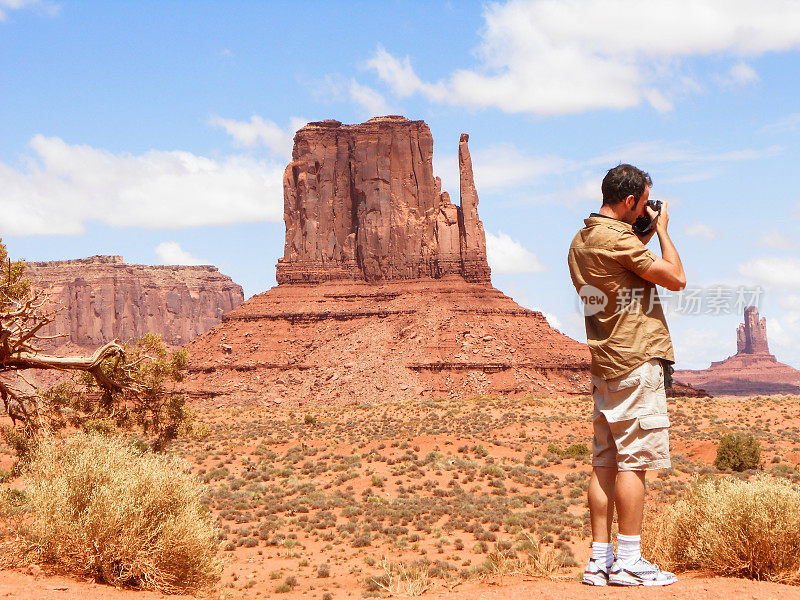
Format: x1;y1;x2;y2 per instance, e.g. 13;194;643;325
26;255;244;347
675;306;800;396
276;116;491;284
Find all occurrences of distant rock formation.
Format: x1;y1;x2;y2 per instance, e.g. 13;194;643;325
666;380;711;398
737;305;769;354
26;256;244;347
276;116;491;284
675;306;800;396
183;117;590;404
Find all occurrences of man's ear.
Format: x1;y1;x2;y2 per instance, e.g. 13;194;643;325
624;194;636;210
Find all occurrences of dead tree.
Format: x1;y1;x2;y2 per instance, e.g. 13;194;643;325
0;243;189;451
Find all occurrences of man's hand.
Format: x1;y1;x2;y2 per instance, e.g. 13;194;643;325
636;201;667;244
639;201;686;291
654;201;669;234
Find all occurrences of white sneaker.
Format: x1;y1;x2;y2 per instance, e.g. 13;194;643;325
582;558;610;586
609;557;677;586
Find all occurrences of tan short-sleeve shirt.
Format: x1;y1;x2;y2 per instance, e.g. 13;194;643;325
568;215;674;380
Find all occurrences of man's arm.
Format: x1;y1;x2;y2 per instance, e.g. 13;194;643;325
640;203;686;291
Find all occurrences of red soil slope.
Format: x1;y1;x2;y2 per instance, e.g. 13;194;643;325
182;277;591;404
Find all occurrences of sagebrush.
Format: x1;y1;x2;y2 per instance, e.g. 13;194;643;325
19;433;220;592
643;475;800;584
714;433;761;472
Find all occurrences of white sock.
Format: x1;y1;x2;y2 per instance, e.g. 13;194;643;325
617;534;641;564
591;541;614;569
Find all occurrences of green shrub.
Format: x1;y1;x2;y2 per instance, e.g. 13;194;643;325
275;575;297;592
643;475;800;584
714;433;761;471
21;433;220;592
562;443;590;458
546;443;562;456
547;443;589;459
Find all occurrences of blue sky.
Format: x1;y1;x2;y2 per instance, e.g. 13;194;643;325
2;0;800;370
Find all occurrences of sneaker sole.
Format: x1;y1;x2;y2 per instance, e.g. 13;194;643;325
582;573;608;586
609;574;677;587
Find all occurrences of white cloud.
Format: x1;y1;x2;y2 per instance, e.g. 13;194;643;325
672;326;731;369
0;135;285;236
570;176;603;204
436;138;777;205
364;47;448;101
348;80;393;118
365;1;800;115
471;146;572;192
209;115;304;158
778;295;800;311
0;0;59;21
767;308;800;369
714;61;760;88
589;140;782;167
155;241;207;266
758;230;800;249
485;231;545;273
660;171;720;184
435;144;573;196
684;223;717;239
537;309;563;331
761;113;800;133
738;257;800;290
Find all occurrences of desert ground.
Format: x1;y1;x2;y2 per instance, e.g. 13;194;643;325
3;392;800;599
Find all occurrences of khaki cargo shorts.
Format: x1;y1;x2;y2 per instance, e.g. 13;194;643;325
590;359;671;471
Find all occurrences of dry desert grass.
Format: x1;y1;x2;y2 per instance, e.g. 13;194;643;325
2;392;800;598
4;433;220;593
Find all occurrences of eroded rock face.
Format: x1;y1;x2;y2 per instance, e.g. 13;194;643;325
675;306;800;396
26;255;244;347
182;278;591;404
276;116;491;284
737;305;769;354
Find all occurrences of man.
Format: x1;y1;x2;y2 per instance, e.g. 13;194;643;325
567;164;685;587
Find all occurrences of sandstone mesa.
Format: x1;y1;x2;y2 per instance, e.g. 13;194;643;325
25;255;244;349
183;116;591;404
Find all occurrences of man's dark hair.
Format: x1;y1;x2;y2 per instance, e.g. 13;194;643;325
601;164;652;205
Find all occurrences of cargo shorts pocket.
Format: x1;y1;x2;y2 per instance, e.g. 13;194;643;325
636;414;671;462
642;360;665;390
608;375;640;393
638;414;670;430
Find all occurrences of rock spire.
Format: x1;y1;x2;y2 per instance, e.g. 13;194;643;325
736;306;770;355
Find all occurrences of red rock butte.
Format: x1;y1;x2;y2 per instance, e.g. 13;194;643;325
184;116;591;404
675;306;800;396
26;255;244;348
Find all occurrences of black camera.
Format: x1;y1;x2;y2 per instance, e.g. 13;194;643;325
632;199;662;236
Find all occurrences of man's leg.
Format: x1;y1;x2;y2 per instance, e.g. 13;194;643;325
588;466;617;542
583;465;618;585
614;470;645;535
609;468;675;586
614;470;646;568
